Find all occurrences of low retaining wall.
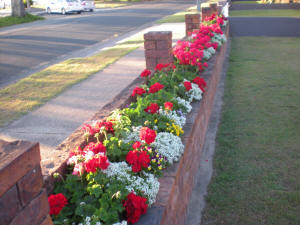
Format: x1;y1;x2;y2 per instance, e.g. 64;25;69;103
136;24;230;225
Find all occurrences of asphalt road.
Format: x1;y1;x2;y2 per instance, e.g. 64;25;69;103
0;0;194;88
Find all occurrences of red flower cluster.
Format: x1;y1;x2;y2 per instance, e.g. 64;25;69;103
123;192;148;224
164;101;173;111
192;76;207;92
184;81;192;91
131;86;146;97
149;82;164;94
144;103;159;114
132;141;142;149
48;193;68;216
140;69;151;78
82;120;114;136
139;127;156;145
83;142;106;154
85;155;109;173
126;150;150;172
95;120;114;134
155;63;169;71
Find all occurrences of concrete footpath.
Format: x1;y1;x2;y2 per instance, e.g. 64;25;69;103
0;22;186;166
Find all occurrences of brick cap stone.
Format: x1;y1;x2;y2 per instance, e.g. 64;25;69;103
144;31;172;41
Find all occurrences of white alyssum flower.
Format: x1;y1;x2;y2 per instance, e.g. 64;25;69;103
112;221;127;225
187;83;203;102
158;108;186;128
211;32;226;45
123;126;141;143
203;47;216;60
175;97;192;113
103;162;159;205
152;132;184;164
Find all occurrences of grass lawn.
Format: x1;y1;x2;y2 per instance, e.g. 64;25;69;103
230;9;300;17
156;6;197;23
0;38;142;127
202;37;300;225
0;13;44;28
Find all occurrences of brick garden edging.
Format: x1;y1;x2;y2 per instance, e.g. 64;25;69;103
135;24;230;225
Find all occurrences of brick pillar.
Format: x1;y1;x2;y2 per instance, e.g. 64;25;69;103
210;2;218;15
144;31;173;70
0;139;53;225
185;14;200;36
201;4;212;21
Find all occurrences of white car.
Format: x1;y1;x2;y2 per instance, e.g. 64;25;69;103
0;0;11;9
79;0;94;12
46;0;83;14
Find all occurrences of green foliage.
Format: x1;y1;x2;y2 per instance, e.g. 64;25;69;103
103;136;132;161
107;110;131;138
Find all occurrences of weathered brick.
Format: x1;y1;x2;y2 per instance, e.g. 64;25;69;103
145;49;156;58
155;50;171;58
154;177;175;207
144;40;156;50
9;189;49;225
146;58;157;70
17;165;43;207
144;31;172;41
156;40;171;50
0;185;21;225
157;57;173;65
210;2;218;14
39;215;54;225
0;140;40;196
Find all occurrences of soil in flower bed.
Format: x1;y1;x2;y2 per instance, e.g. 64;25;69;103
201;37;300;224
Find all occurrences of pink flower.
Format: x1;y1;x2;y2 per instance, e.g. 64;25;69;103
72;162;84;176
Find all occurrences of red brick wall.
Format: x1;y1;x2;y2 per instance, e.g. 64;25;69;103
0;140;53;225
153;24;230;225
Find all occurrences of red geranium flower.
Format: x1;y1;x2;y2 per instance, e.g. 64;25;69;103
131;87;146;97
149;82;164;94
48;193;68;216
192;77;207;92
126;150;150;173
84;155;109;173
164;102;173;111
184;81;192;91
95;120;114;134
132;141;142;149
123;192;148;224
139;127;156;145
83;142;106;154
144;103;159;114
140;69;151;78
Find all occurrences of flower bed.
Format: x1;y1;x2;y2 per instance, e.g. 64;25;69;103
48;14;228;225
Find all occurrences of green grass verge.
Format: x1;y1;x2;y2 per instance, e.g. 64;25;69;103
230;9;300;17
156;6;197;23
0;38;143;127
0;13;44;28
202;37;300;225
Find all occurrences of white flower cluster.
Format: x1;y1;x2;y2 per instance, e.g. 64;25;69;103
112;221;127;225
203;47;216;60
152;132;184;164
211;33;227;47
158;108;186;128
123;126;141;143
79;216;101;225
187;83;203;102
103;162;159;205
175;97;192;113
